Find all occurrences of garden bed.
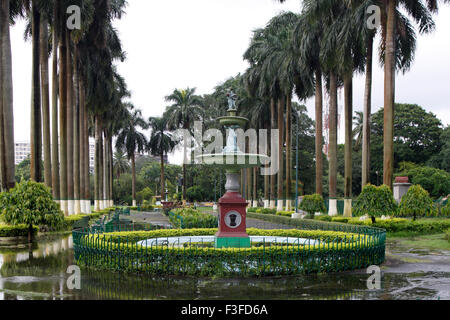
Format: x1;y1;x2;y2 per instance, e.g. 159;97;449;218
73;221;386;277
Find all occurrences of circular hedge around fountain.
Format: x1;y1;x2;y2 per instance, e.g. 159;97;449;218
73;220;386;277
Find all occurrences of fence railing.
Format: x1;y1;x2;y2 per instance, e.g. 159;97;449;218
73;219;386;276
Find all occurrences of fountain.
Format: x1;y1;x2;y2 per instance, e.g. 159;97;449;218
198;90;269;248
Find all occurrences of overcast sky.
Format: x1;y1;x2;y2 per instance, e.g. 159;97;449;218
10;0;450;164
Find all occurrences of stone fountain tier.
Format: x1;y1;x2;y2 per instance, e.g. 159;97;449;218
195;91;270;248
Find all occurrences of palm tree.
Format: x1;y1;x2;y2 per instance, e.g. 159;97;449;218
116;109;148;207
148;116;176;201
164;88;203;201
51;0;60;203
30;0;42;183
39;6;51;188
381;0;445;187
353;111;364;150
113;151;129;178
0;0;16;191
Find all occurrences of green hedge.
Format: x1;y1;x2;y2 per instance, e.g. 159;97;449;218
249;211;450;235
73;226;384;276
0;224;39;237
100;227;360;244
276;211;295;217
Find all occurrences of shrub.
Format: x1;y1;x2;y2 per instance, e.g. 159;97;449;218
136;187;154;205
316;215;332;222
299;194;327;219
0;224;39;237
353;184;398;222
247;207;258;213
445;229;450;243
0;181;64;240
170;208;218;229
276;211;295;217
256;208;277;215
398;185;435;220
141;200;154;212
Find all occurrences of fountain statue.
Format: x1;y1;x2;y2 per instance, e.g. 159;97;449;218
198;91;269;248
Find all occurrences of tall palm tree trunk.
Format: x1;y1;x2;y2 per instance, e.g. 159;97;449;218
285;95;292;211
343;73;353;217
30;2;42;182
277;96;285;212
315;69;323;195
253;167;257;207
84;100;90;213
269;98;276;208
384;0;396;189
160;153;165;200
79;75;85;212
0;0;15;191
73;47;81;214
109;136;113;207
328;72;338;216
263;122;270;208
51;2;60;202
94;116;102;211
58;22;68;215
131;153;136;206
40;16;52;187
362;35;373;188
66;30;74;215
103;130;109;208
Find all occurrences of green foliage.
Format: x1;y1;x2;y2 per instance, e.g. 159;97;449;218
445;229;450;243
371;104;444;171
0;181;64;230
255;208;277;215
247;207;259;213
276;211;295;217
186;186;206;202
353;184;398;218
299;194;327;217
141;200;154;212
136;187;154;205
398;185;435;219
170;208;218;229
0;224;39;237
396;163;449;198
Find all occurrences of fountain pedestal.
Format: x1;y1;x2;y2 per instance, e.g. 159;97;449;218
215;191;250;248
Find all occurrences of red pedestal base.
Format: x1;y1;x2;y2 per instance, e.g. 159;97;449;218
215;192;249;247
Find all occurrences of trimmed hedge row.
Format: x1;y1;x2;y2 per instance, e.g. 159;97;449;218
73;226;383;276
0;224;39;237
99;227;362;244
249;212;450;235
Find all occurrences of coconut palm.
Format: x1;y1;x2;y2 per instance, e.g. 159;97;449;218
0;0;16;191
113;151;129;179
148;116;176;200
164;88;203;200
353;111;364;150
380;0;445;187
116;109;148;207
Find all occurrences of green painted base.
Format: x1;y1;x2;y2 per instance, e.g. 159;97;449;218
215;237;251;248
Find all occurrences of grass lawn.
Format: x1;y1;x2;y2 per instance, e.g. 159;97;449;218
389;233;450;251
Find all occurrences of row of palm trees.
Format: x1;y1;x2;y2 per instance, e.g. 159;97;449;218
0;0;131;215
237;0;447;213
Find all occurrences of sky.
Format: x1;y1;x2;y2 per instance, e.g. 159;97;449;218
9;0;450;165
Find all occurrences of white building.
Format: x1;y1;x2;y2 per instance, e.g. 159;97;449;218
15;140;96;172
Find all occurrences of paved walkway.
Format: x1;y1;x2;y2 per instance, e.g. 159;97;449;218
123;210;171;228
122;209;293;230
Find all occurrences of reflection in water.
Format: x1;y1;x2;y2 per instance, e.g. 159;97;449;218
0;235;448;300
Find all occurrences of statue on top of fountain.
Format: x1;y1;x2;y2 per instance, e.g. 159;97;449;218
226;89;238;111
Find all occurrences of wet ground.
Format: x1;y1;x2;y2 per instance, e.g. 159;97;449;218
0;213;449;300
